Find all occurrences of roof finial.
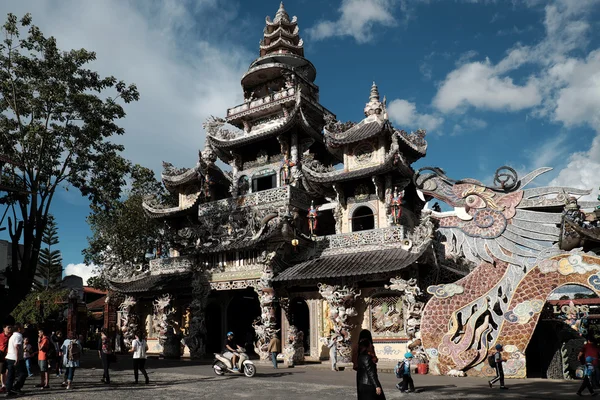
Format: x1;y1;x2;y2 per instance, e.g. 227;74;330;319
274;2;290;23
370;81;380;102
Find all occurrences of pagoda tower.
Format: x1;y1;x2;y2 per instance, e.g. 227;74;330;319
205;2;337;196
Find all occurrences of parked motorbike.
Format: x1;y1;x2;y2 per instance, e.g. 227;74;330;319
213;349;256;377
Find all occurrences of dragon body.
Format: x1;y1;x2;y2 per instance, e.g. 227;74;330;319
415;166;600;377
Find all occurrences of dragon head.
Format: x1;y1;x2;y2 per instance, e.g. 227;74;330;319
413;167;523;239
414;166;596;268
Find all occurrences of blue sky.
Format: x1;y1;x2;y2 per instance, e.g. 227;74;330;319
1;0;599;282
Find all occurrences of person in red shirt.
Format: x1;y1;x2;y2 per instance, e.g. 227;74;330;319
579;339;600;388
0;324;13;394
37;330;50;389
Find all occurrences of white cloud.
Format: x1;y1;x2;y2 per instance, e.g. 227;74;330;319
433;0;598;115
552;50;600;128
451;117;488;136
549;135;600;201
307;0;397;43
0;1;251;173
387;99;443;132
433;60;541;113
64;263;98;285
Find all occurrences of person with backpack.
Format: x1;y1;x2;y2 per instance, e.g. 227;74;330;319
60;332;82;390
395;352;415;393
577;356;597;396
488;344;508;390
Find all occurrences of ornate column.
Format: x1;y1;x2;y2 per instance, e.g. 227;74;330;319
185;273;211;358
318;284;361;363
118;295;139;351
230;152;242;196
290;132;299;187
284;325;304;366
252;251;280;360
153;293;180;358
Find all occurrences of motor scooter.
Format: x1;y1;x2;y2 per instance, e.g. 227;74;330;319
213;348;256;377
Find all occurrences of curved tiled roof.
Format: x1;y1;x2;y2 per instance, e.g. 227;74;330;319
109;272;193;294
273;247;426;283
302;150;413;184
162;167;198;188
142;191;203;219
325;116;390;147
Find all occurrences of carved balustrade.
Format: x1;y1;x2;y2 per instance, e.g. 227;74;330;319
198;185;311;218
227;87;296;118
316;226;406;251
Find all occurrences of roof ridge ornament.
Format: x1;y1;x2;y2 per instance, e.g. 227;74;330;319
274;2;290;24
364;81;384;118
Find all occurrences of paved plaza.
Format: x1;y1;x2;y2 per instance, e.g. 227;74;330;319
7;353;593;399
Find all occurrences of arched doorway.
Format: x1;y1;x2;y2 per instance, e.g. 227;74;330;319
227;288;261;354
205;302;222;354
289;297;310;354
526;284;598;378
352;206;375;232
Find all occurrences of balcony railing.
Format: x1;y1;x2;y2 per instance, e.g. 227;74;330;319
198;185;312;217
226;87;296;118
316;226;406;251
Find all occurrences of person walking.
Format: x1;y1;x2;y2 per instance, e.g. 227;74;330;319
5;323;26;398
51;331;64;378
395;352;415;393
327;330;338;371
23;338;34;378
579;338;600;388
488;344;508;390
267;334;281;369
352;329;378;371
61;332;82;390
98;329;112;384
131;332;149;384
0;324;13;394
578;356;597;396
356;337;385;400
37;329;50;390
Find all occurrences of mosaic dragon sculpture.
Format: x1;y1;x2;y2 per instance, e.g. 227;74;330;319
414;166;600;377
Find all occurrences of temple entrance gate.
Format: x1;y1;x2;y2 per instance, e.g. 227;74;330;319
205;302;222;354
226;288;261;353
289;297;310;354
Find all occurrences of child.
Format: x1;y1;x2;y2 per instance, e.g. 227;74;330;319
24;337;34;377
395;352;415;393
577;356;596;396
488;344;508;390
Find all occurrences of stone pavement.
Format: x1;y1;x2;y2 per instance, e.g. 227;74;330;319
8;353;592;399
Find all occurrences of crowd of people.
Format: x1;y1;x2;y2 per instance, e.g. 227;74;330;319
0;323;150;398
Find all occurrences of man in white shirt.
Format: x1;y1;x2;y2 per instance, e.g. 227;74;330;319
5;323;26;397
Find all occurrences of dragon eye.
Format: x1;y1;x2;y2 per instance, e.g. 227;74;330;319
465;194;485;209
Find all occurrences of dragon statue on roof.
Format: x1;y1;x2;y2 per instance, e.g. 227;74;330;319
414;166;600;378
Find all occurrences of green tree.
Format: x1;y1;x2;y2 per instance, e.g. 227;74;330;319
0;13;139;321
83;164;173;268
34;214;63;290
10;288;69;325
86;275;108;291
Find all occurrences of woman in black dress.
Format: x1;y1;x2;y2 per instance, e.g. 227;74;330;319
356;337;386;400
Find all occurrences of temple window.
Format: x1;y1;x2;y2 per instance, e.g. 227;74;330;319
252;170;277;192
351;206;375;232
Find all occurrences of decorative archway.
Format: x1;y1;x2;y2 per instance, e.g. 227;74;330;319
351;206;375;232
226;288;261;352
205;302;222;354
423;253;600;378
289;297;310;354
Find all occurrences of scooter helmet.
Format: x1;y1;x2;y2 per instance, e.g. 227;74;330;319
227;331;234;337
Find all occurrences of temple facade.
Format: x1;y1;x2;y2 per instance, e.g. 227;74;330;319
107;2;436;363
106;2;600;379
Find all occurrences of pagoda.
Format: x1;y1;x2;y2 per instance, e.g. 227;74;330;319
106;3;436;365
